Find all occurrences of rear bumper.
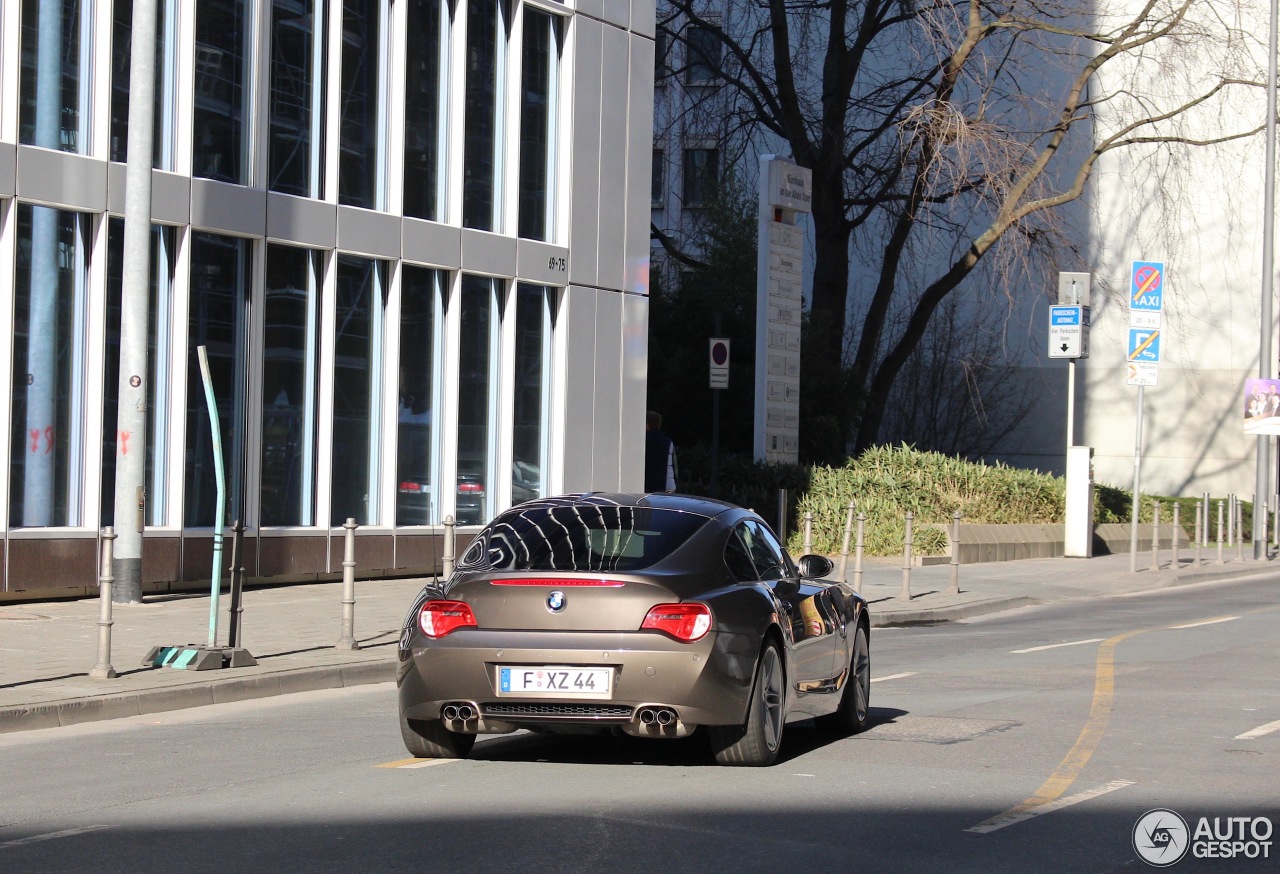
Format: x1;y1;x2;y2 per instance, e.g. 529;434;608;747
397;628;757;728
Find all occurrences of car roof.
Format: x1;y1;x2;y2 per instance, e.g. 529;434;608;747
509;492;745;519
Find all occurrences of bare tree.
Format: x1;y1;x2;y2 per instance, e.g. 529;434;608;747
654;0;1265;459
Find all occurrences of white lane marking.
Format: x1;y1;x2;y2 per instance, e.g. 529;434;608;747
0;825;111;850
1010;638;1103;654
965;780;1134;834
870;672;916;683
1235;719;1280;740
1170;616;1238;629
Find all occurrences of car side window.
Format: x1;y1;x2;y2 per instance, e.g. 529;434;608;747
741;519;786;581
724;528;759;583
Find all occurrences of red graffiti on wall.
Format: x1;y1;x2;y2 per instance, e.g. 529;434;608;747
28;427;54;454
118;430;132;456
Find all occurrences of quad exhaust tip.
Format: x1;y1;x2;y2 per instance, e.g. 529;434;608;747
637;706;677;726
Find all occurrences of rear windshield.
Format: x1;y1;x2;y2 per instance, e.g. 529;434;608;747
462;504;708;572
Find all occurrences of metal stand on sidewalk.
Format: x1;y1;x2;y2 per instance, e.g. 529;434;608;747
837;501;855;583
949;511;962;594
142;347;256;672
90;528;118;680
336;518;361;651
900;512;914;601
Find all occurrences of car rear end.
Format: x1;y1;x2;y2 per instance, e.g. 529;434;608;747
396;497;754;738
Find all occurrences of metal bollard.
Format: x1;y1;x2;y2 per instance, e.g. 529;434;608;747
1170;503;1180;569
1236;501;1244;561
949;510;961;595
853;512;866;594
837;501;855;583
803;512;813;555
442;514;457;579
1217;501;1225;563
1228;494;1235;547
1203;491;1211;545
1193;501;1202;568
900;512;914;601
777;489;788;542
227;520;246;649
90;527;119;680
1150;501;1160;571
336;518;360;651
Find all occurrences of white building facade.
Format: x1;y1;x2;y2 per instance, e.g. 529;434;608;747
0;0;655;597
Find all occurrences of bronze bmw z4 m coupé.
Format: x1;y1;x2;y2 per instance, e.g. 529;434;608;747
396;492;871;766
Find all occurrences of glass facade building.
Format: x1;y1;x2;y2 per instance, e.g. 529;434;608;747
0;0;655;596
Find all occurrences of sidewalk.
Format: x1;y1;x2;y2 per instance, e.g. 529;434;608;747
1;549;1273;734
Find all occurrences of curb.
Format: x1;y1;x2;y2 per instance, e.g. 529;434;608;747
0;658;396;735
871;596;1040;628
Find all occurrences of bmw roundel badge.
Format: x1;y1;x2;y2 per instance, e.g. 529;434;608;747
546;590;567;613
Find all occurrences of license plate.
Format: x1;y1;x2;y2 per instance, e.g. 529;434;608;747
499;666;612;696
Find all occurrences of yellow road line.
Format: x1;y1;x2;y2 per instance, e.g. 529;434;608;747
969;629;1144;832
376;757;456;769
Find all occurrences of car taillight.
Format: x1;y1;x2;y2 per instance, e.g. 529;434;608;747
419;600;477;638
641;603;712;642
399;481;427;493
458;482;484;494
489;578;626;587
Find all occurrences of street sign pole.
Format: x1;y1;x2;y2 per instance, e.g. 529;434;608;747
1130;386;1145;573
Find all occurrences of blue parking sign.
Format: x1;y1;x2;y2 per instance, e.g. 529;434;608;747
1127;328;1161;363
1131;261;1164;312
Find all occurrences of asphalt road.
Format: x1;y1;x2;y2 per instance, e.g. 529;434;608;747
1;576;1277;873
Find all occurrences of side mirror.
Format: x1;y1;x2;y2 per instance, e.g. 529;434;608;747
797;554;834;579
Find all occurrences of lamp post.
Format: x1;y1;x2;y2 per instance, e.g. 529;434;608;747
1257;0;1279;560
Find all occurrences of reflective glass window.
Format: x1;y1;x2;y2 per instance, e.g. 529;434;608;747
456;275;499;523
194;0;250;183
684;25;720;84
518;10;560;241
261;245;322;526
9;205;89;527
463;0;505;231
185;233;250;527
725;529;759;583
102;220;175;526
513;284;551;504
19;0;89;152
269;0;327;197
331;256;386;525
111;0;175;166
396;266;443;525
339;0;386;209
682;147;718;208
403;0;447;221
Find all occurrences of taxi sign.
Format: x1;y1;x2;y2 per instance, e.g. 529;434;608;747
1130;261;1164;329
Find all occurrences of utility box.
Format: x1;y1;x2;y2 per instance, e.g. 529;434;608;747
1065;445;1094;557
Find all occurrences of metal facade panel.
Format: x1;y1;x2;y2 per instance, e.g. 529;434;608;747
190;177;268;236
559;287;598;493
625;34;656;295
403;218;463;269
0;143;13;196
267;192;337;248
516;239;570;286
630;0;656;39
568;19;603;287
16;147;108;212
596;25;631;293
619;292;649;491
592;290;624;489
337;205;402;259
460;227;517;276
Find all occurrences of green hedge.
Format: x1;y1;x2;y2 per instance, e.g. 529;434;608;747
678;443;1250;557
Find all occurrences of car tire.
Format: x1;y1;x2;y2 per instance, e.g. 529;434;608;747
818;624;870;736
709;642;785;766
400;712;476;759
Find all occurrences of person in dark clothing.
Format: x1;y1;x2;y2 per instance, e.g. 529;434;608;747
644;411;677;493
